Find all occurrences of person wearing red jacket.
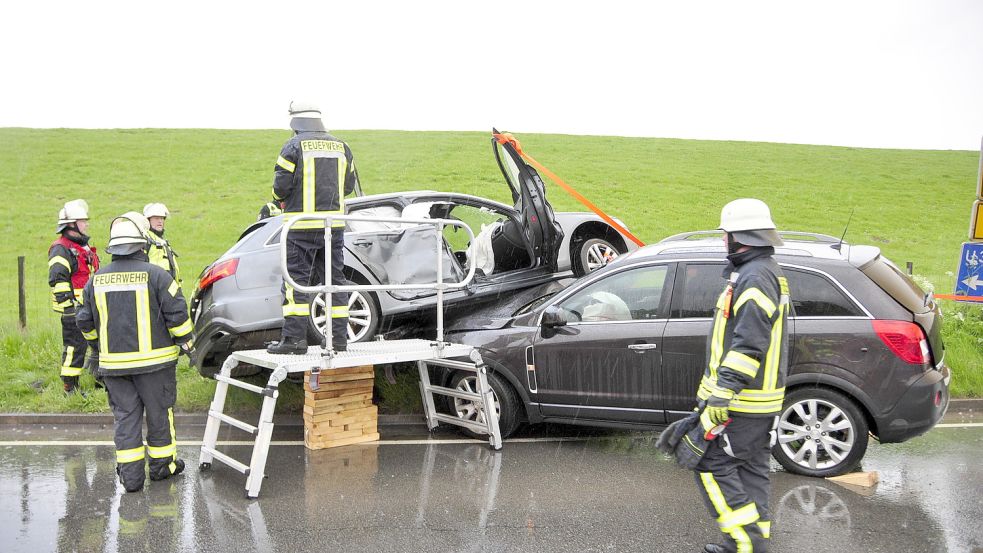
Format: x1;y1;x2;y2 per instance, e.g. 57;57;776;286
48;199;100;393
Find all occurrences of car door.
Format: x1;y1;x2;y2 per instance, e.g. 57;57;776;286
661;261;727;420
492;130;564;272
532;263;672;424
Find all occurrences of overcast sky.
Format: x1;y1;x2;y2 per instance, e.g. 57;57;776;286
2;1;981;150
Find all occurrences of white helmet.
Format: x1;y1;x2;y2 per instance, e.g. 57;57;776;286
56;199;89;233
106;211;151;255
288;100;325;132
718;198;783;248
143;202;169;218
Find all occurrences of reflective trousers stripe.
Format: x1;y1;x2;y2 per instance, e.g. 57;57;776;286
699;473;760;553
116;446;145;463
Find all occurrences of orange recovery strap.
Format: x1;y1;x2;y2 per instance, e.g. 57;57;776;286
933;294;983;302
494;132;646;248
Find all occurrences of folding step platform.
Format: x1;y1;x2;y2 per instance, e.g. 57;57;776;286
199;339;503;499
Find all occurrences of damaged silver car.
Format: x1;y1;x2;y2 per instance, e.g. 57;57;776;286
190;133;638;375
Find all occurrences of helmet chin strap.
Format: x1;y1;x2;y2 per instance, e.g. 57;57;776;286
726;232;741;255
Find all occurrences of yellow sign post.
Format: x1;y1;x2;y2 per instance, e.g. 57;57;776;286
972;200;983;241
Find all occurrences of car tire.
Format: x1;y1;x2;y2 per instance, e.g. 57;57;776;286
573;237;622;277
308;289;380;345
772;387;869;477
449;370;522;439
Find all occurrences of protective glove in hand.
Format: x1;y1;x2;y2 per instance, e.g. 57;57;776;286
701;391;733;432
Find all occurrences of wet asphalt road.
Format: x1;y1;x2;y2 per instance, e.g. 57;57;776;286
1;417;981;553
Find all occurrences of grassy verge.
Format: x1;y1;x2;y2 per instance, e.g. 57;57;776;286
1;128;980;413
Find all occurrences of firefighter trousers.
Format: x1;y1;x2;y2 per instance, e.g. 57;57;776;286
280;230;349;348
104;365;180;491
59;313;87;384
693;415;778;553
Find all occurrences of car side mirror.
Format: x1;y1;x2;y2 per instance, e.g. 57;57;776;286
541;305;575;327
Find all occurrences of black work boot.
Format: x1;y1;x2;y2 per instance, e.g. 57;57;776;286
117;464;145;493
267;336;308;355
62;376;80;394
150;459;185;481
704;544;736;553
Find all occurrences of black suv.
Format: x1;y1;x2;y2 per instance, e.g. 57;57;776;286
441;231;951;477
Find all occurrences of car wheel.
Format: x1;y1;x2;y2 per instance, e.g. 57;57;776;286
449;371;521;439
573;237;622;276
772;388;869;477
309;290;380;344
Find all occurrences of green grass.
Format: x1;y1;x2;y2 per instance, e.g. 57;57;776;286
0;127;980;414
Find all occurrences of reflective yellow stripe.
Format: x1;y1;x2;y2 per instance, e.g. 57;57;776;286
736;387;785;398
169;318;193;338
721;350;760;378
147;443;177;459
303;154;315;212
277;155;295;173
60;365;83;377
337;156;347;211
95;290;110;354
283;305;311;317
82;329;97;340
168;280;179;297
719;503;760;531
49;256;71;270
708;307;726;375
733;287;776;317
331;305;349;318
116;446;145;463
758;520;771;539
729;397;784;414
168;408;176;460
764;303;786;390
52;281;72;293
271;186;283;201
100;346;179;370
136;287;151;353
700;472;732;517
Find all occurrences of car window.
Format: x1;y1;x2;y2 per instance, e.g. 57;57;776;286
785;268;864;317
671;263;726;318
443;204;508;250
558;265;669;322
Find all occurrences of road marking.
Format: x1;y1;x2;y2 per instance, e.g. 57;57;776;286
0;437;589;447
934;422;983;428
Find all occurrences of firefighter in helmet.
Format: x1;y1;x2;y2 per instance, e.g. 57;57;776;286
693;199;790;553
266;101;359;354
76;212;193;493
143;203;182;289
48;199;100;393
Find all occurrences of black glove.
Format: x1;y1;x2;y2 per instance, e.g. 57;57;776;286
179;341;195;358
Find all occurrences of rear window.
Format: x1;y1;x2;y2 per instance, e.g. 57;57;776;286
861;256;931;315
785;269;864;317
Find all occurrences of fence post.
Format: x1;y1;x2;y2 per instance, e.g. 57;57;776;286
18;255;27;329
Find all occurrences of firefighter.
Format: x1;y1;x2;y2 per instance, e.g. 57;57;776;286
143;202;182;288
693;198;790;553
76;212;193;493
267;100;359;354
48;199;100;393
257;198;284;221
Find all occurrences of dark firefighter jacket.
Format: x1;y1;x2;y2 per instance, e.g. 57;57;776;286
48;234;100;313
696;247;790;416
272;131;358;229
147;229;181;285
76;253;193;376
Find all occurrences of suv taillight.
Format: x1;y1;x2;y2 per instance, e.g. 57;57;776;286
872;320;929;365
198;258;239;290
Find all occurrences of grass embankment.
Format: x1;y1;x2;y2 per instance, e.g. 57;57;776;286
0;128;979;414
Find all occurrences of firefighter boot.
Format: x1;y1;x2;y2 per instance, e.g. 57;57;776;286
267;336;308;355
117;464;145;493
703;544;735;553
62;376;80;394
150;459;185;482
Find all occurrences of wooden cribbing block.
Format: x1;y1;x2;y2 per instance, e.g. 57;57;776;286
302;365;379;450
827;471;880;488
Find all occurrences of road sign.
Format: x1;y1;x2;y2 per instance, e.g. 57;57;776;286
978;136;983;199
954;242;983;300
973;200;983;241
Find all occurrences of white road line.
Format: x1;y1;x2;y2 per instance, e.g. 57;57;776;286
0;437;588;447
934;422;983;428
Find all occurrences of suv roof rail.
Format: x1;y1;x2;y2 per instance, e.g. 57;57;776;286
658;230;842;244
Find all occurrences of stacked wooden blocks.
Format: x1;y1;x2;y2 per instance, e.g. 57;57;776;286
303;365;380;450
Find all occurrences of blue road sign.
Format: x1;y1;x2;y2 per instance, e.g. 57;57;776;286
954;242;983;299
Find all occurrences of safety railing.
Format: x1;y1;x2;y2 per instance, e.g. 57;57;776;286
279;213;478;352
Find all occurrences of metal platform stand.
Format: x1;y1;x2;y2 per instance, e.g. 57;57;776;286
198;214;503;499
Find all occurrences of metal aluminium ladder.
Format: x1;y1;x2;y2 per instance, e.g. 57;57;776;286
199;213;503;499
